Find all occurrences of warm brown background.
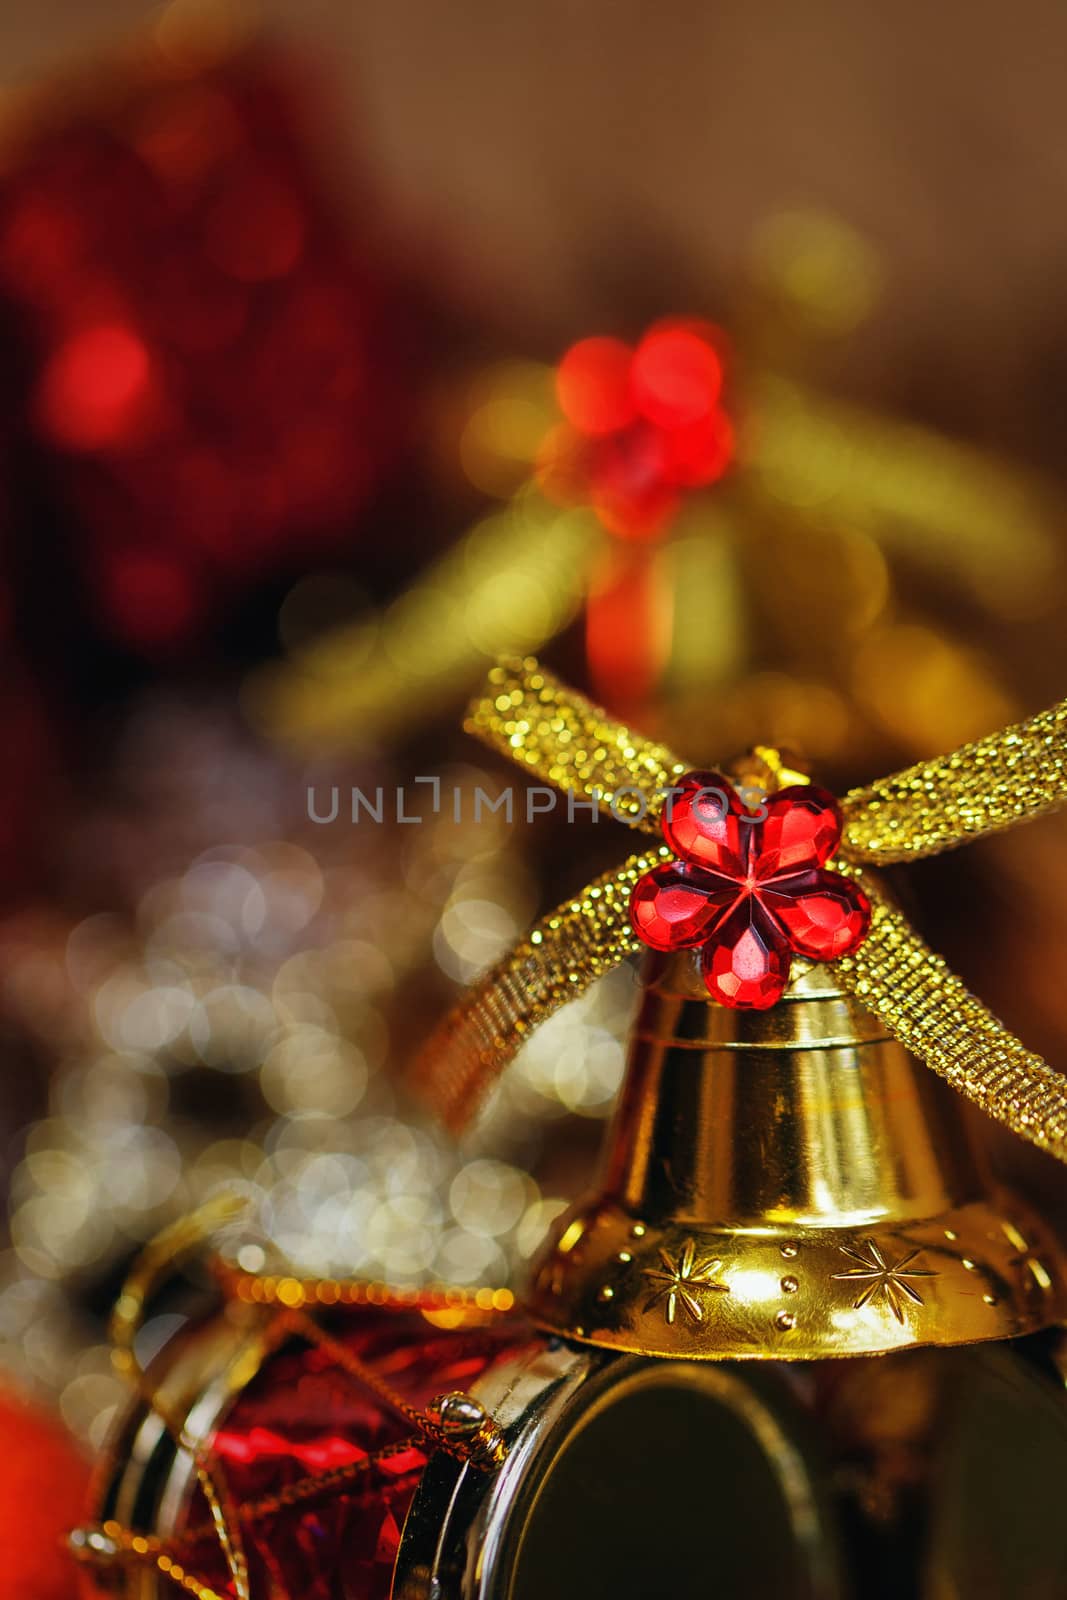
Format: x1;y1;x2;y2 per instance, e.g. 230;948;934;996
7;0;1067;462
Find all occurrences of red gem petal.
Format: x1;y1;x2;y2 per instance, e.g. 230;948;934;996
762;869;871;961
661;770;750;877
629;862;737;951
754;784;842;880
700;898;791;1009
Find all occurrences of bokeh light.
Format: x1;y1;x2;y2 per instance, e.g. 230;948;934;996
36;324;158;453
0;701;634;1439
556;337;635;436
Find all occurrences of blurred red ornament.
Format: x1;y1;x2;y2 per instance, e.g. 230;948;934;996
0;1385;90;1600
541;320;735;713
541;320;734;543
0;49;419;658
630;324;723;429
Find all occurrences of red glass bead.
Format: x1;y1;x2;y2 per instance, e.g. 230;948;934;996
700;900;791;1009
661;770;750;877
629;862;736;951
589;422;678;542
35;323;158;451
763;869;871;961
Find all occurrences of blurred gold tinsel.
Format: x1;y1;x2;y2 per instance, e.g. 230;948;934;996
0;700;639;1449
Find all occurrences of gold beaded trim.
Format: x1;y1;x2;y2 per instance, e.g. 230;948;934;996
69;1521;227;1600
213;1260;516;1315
416;657;1067;1161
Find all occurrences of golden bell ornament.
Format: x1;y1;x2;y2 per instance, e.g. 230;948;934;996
398;956;1067;1600
526;952;1062;1360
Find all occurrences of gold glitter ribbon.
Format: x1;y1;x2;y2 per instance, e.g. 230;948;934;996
837;873;1067;1158
415;657;1067;1157
466;658;683;829
839;696;1067;862
412;849;662;1128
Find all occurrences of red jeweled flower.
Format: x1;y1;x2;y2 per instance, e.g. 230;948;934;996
629;770;871;1010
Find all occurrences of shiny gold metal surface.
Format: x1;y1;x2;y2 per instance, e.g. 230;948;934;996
525;955;1065;1358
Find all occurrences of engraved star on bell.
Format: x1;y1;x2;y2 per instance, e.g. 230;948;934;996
642;1240;730;1325
832;1240;938;1324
